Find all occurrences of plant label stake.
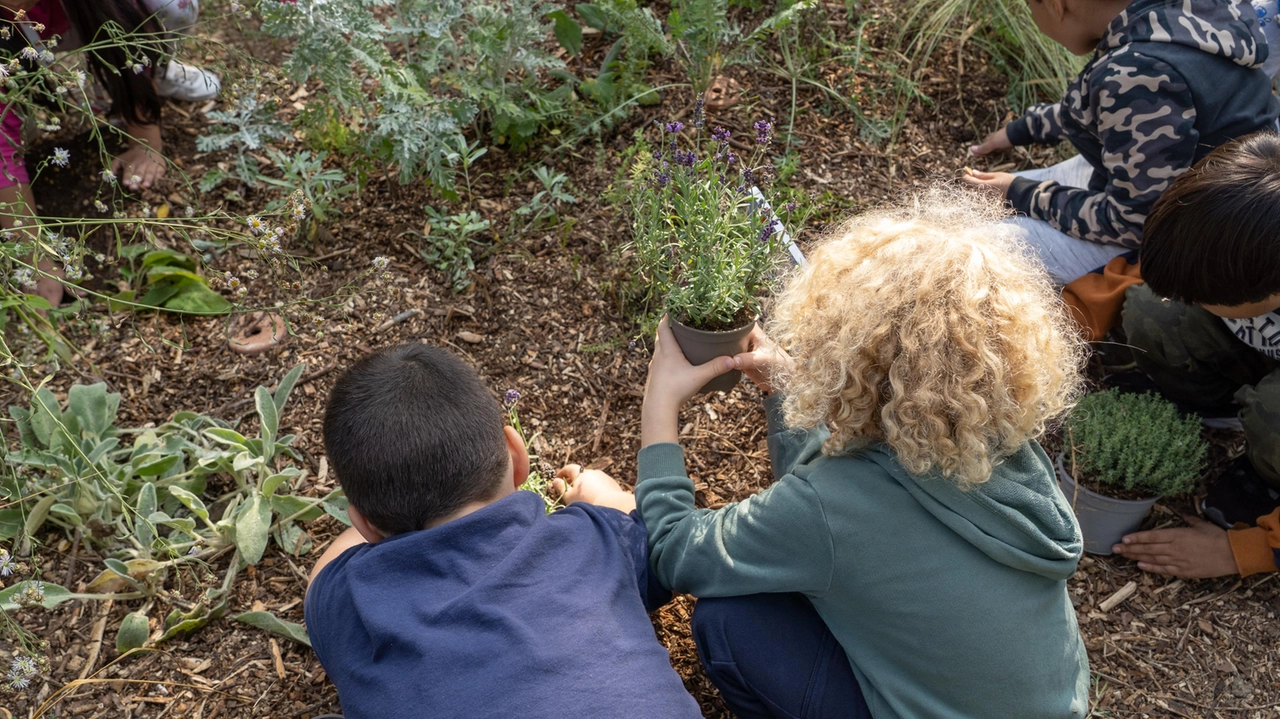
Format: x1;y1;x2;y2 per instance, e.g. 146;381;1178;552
749;186;805;267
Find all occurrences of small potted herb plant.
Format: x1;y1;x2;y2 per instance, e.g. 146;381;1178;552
1059;389;1208;554
627;113;794;393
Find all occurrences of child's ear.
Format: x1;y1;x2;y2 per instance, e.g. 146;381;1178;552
503;425;531;490
348;504;386;544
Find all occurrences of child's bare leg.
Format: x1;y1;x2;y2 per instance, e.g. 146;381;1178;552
0;183;65;309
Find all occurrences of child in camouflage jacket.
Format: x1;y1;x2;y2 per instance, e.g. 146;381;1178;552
964;0;1278;285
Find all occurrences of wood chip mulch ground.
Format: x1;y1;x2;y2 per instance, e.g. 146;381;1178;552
2;2;1278;717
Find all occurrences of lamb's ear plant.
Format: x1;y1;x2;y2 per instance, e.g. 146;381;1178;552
1;365;346;648
625;115;794;330
1065;389;1208;498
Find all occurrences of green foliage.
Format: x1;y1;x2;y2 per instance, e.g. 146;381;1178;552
513;166;578;231
234;610;311;647
3;365;334;563
197;93;290;190
260;0;571;194
417;207;490;293
900;0;1083;111
113;246;231;314
254;149;358;224
625;123;793;329
1066;389;1208;498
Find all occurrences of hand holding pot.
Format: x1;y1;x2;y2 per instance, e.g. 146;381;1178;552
732;326;794;396
641;317;736;446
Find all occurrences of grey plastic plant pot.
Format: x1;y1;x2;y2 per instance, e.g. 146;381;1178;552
668;317;757;394
1056;453;1159;556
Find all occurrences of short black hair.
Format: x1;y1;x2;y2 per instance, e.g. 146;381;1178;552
1141;132;1280;306
323;343;508;534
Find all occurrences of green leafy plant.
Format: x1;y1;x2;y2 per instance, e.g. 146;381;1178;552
113;245;231;314
514;166;578;231
625;119;793;330
2;366;345;647
254;149;358;224
417;207;491;292
261;0;572;194
1065;389;1208;498
197;93;290;191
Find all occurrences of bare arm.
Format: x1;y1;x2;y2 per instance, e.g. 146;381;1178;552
307;526;367;588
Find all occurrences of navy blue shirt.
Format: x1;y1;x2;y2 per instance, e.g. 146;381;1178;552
305;491;703;719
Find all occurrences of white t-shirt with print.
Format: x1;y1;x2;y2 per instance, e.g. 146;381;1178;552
1224;311;1280;360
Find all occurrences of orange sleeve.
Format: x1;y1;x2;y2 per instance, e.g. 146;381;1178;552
1227;507;1280;576
1060;256;1144;342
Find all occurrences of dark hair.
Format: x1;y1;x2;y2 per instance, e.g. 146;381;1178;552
63;0;164;126
323;343;509;535
1141;132;1280;306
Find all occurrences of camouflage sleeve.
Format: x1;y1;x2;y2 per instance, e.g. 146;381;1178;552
1006;54;1198;247
1005;102;1066;146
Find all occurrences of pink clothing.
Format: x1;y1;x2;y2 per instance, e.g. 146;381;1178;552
0;0;70;189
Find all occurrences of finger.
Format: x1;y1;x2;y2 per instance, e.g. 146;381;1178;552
970;143;988;156
656;315;674;345
693;356;736;384
110;157;123;174
1135;562;1179;576
549;478;566;499
556;464;582;481
1119;530;1178;546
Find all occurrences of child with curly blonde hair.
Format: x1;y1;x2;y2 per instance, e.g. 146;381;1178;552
562;191;1091;718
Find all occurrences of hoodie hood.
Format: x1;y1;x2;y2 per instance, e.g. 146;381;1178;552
864;442;1083;580
1103;0;1267;68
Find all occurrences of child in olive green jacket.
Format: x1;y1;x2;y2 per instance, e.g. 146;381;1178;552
565;192;1092;719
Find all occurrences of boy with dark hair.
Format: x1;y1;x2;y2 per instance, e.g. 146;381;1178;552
305;343;703;719
963;0;1279;286
1113;132;1280;578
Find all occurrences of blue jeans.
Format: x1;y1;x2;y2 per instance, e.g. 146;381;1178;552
692;594;871;719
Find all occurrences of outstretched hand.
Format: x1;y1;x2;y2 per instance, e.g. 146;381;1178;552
1112;515;1239;578
970;127;1012;156
961;168;1015;198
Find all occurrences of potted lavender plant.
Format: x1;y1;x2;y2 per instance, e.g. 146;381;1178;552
627;115;795;393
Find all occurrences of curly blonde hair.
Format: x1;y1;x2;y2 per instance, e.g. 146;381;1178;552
769;188;1085;488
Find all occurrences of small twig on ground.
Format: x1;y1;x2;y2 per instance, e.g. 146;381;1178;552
79;599;114;681
1099;580;1137;613
375;309;420;332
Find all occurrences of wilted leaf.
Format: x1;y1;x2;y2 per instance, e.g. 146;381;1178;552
234;610;311;647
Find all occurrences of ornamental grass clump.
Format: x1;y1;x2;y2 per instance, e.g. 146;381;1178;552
626;111;794;331
1066;389;1208;498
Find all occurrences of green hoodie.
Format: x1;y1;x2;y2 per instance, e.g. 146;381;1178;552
636;396;1090;719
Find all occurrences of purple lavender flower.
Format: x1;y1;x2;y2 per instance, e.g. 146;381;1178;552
711;127;731;144
759;223;777;243
653;172;671;188
743;167;755;185
652;150;663;161
628;338;638;351
754;118;774;145
504;389;521;406
785;201;797;214
692;98;706;129
664;121;685;134
726;152;737;165
674;150;697;167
